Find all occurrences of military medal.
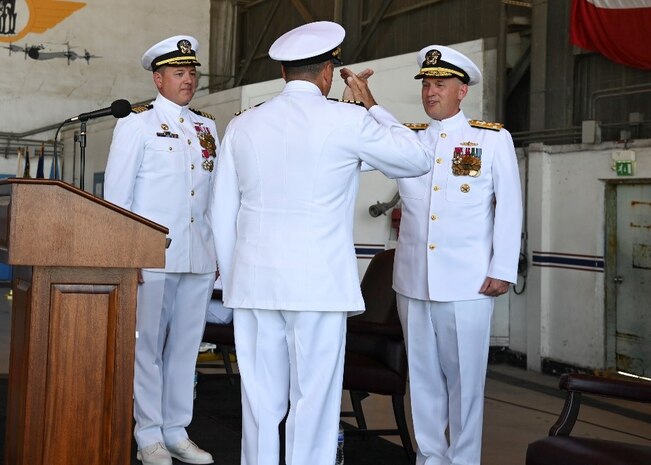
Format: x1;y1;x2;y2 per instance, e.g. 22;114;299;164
194;123;217;172
202;159;214;171
452;146;481;177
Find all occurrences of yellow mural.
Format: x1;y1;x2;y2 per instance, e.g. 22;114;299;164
0;0;86;43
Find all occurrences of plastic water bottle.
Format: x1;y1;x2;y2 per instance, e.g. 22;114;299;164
193;370;198;400
335;425;344;465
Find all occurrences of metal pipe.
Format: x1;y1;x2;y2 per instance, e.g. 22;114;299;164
590;86;651;120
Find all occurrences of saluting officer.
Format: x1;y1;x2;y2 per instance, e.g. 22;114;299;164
104;35;217;465
394;45;522;465
212;21;432;465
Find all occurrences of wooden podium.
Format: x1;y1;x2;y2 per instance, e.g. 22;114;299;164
0;179;168;465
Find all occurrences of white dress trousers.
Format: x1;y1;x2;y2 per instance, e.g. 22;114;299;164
233;309;347;465
134;271;214;447
397;295;493;465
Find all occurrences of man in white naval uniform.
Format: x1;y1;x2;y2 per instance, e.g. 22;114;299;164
212;21;432;465
105;36;217;465
394;45;522;465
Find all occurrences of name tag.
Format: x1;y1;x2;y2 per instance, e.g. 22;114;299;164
156;131;179;139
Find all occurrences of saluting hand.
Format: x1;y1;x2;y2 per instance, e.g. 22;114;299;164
340;67;377;109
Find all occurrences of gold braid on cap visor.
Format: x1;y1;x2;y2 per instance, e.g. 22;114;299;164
417;66;466;79
154;55;199;67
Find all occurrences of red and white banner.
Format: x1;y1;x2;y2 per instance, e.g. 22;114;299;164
570;0;651;69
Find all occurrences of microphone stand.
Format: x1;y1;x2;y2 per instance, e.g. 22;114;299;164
52;122;66;181
75;121;87;190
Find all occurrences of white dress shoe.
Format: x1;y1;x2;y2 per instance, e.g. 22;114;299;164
136;442;173;465
167;439;214;464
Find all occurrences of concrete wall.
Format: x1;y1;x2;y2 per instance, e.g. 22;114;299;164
0;0;211;134
510;141;651;371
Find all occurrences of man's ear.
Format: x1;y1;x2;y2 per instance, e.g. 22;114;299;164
281;64;287;80
458;83;469;100
322;61;334;81
153;71;163;90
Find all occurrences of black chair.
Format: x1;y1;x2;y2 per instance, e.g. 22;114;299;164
526;373;651;465
199;289;237;384
341;248;414;459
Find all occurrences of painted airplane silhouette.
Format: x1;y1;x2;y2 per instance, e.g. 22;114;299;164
2;43;44;59
3;42;100;64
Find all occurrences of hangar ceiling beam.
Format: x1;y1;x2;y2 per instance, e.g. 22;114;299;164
349;0;394;64
360;0;445;26
529;0;547;131
290;0;315;23
234;0;282;87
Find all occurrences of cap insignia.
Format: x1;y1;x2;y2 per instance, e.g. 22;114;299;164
332;47;342;61
424;49;441;66
178;39;192;55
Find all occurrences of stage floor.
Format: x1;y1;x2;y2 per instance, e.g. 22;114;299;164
1;287;649;465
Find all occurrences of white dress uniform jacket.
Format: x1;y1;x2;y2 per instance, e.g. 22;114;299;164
394;110;522;301
212;80;432;312
105;93;218;274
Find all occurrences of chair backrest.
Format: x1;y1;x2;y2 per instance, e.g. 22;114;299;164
356;248;398;325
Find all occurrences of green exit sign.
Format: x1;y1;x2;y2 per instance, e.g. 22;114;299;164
615;160;634;176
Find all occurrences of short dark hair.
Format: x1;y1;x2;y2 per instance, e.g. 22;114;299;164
284;61;329;81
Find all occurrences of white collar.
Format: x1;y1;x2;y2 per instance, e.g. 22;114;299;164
155;93;190;116
428;110;466;132
281;80;324;97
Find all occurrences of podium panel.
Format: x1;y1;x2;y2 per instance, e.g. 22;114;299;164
0;179;168;465
7;267;137;465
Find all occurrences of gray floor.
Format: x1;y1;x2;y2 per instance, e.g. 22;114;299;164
1;289;650;464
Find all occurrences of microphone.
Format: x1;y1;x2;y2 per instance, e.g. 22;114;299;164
65;99;132;123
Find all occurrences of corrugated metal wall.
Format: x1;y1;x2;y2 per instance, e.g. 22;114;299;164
222;0;651;144
233;0;499;85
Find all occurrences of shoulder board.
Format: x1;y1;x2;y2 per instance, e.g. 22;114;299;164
468;119;504;131
131;104;153;114
403;122;428;131
327;98;365;107
234;101;265;116
190;108;215;120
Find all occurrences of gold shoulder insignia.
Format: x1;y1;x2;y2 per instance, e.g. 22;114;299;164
468;119;504;131
190;108;216;120
327;98;364;107
234;101;265;116
404;123;429;131
131;104;153;114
